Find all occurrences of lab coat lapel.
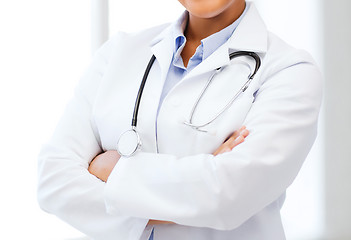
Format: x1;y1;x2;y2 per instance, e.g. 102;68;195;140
139;3;269;151
183;3;268;82
150;24;175;83
156;3;270;140
184;43;231;80
227;3;267;53
135;25;174;152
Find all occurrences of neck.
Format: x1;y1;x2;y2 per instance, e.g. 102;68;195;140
185;2;246;42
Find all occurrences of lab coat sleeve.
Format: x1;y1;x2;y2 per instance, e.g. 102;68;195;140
104;54;323;230
37;35;148;240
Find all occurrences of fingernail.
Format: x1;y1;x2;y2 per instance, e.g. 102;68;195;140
235;135;244;142
242;129;249;135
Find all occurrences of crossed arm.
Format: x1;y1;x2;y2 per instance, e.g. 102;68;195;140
88;126;249;225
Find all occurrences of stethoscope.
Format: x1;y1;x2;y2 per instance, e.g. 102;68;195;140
117;51;261;157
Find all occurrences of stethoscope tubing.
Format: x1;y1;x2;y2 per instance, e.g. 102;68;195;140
117;51;261;157
131;55;156;127
184;51;261;131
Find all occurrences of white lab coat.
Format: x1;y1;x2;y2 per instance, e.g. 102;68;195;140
37;3;322;240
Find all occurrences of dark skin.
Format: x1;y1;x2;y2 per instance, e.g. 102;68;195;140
89;0;247;226
179;0;246;67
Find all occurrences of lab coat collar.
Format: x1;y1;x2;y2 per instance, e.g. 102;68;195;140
149;11;188;48
149;2;268;80
149;14;186;83
227;2;268;53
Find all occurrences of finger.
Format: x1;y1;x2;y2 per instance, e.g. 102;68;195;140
227;126;246;141
213;146;232;156
213;126;248;156
213;145;232;156
226;128;248;146
224;129;249;151
228;135;245;149
240;128;249;138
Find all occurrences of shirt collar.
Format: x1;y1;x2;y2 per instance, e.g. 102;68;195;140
172;13;187;66
149;2;268;79
171;3;249;61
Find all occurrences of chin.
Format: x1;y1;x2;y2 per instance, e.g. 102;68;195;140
179;0;240;19
190;9;224;19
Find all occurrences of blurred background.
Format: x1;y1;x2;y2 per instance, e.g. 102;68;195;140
0;0;349;239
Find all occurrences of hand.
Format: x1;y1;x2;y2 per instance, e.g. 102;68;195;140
88;150;120;182
90;127;249;224
213;126;249;156
148;126;249;226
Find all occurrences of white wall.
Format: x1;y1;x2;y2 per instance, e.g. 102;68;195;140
108;0;184;33
0;1;90;239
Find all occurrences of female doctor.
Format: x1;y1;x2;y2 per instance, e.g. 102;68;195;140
37;0;322;239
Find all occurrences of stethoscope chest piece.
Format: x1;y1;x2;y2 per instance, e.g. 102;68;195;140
117;127;141;157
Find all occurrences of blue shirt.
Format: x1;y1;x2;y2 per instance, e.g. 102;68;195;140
158;5;248;109
151;7;248;240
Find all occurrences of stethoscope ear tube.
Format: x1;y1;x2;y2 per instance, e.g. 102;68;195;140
229;51;261;79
